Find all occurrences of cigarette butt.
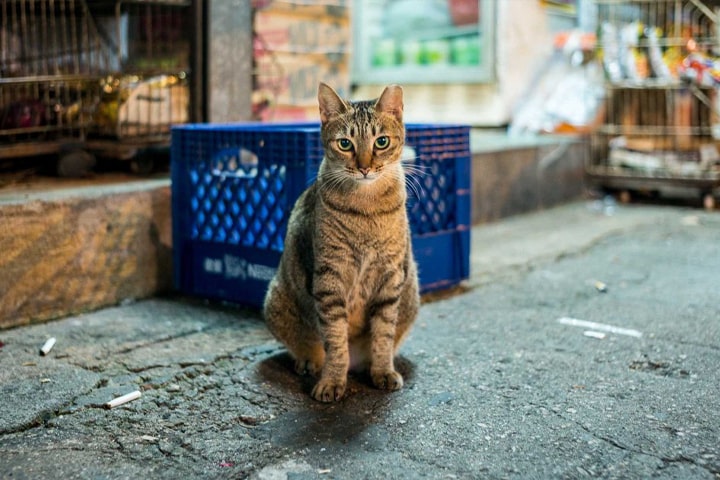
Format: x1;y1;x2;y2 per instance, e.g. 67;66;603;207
594;281;607;293
583;330;607;340
40;378;51;383
105;390;142;409
40;337;56;356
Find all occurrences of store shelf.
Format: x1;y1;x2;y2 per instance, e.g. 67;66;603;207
352;0;495;84
588;0;720;201
394;24;480;42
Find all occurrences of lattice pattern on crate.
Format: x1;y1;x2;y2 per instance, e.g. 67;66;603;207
406;159;456;235
189;159;288;252
182;126;323;251
405;126;470;234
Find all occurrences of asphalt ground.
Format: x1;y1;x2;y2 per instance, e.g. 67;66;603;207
1;201;719;479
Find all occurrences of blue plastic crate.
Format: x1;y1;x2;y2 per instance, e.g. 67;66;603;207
171;122;471;308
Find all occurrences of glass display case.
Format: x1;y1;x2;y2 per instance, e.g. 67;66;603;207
352;0;495;84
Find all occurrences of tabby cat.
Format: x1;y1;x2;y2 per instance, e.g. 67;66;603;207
263;83;420;403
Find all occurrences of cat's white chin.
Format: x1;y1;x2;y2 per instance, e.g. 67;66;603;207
355;176;379;185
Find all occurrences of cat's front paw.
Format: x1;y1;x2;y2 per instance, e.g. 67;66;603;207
294;358;322;377
371;369;404;391
311;377;346;402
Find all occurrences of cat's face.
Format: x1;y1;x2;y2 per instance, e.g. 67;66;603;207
318;83;405;186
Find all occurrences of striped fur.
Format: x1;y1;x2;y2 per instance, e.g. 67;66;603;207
263;83;420;402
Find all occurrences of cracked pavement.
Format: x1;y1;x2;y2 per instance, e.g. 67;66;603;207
1;202;719;479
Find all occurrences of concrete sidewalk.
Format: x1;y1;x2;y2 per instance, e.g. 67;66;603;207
1;201;719;479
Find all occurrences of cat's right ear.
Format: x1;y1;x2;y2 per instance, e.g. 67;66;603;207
318;82;347;124
375;84;403;122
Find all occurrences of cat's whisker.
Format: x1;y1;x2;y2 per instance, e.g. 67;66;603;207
392;166;423;200
406;178;422;200
403;164;428;196
319;172;337;193
320;168;351;197
401;162;430;175
404;175;424;200
403;170;428;185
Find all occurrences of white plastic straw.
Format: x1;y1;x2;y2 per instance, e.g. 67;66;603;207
105;390;142;409
558;317;642;338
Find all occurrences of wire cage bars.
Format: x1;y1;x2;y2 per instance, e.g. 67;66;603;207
0;0;110;156
90;0;192;142
588;0;720;205
0;0;192;167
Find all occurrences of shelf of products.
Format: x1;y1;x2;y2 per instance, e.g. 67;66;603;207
587;0;720;206
352;0;495;84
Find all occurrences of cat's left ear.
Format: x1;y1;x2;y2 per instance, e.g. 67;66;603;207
375;84;403;122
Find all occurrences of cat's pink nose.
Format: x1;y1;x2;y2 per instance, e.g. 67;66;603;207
358;167;370;177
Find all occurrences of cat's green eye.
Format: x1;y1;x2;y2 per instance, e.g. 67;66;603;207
337;138;353;151
374;136;390;150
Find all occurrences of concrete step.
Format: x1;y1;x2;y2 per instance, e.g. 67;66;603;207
471;132;587;224
0;177;172;329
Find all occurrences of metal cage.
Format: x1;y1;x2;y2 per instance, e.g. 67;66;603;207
0;0;110;158
0;0;192;172
588;0;720;206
